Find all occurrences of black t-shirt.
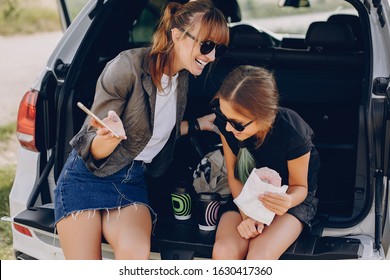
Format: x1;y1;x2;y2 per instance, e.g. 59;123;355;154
216;107;320;192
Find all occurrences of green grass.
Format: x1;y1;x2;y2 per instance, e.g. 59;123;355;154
0;0;61;35
0;165;16;260
0;121;17;259
0;122;16;141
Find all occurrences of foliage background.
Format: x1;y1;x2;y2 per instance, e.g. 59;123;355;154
0;0;60;35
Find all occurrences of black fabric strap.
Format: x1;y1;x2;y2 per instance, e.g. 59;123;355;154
188;118;201;136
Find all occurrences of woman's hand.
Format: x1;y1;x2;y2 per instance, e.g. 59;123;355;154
197;113;216;132
237;217;264;239
90;110;127;140
259;192;292;216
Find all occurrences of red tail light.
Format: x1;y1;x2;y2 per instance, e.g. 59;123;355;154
13;223;33;237
17;89;39;152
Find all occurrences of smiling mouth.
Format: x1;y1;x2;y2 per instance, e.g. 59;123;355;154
195;58;207;67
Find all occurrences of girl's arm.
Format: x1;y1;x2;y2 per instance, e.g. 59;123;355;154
259;151;310;215
221;134;266;238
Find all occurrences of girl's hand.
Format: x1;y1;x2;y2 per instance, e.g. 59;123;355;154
237;217;264;239
90;111;127;140
259;192;292;216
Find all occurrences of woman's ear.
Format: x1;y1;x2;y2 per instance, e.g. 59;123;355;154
171;28;181;43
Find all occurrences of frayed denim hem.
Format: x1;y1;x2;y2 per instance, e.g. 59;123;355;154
54;202;157;230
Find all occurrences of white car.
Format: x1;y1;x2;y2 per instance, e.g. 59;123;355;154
7;0;390;260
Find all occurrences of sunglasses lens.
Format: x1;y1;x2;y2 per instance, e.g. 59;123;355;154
200;41;216;55
230;121;244;132
200;42;227;58
210;99;247;132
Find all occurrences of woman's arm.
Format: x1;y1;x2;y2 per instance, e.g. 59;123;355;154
76;53;136;163
180;113;216;136
259;151;310;215
90;111;127;160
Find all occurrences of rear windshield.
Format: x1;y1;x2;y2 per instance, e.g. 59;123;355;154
237;0;357;35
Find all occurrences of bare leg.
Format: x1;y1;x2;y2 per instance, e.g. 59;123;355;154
212;211;249;260
56;210;103;259
246;213;303;260
102;204;152;260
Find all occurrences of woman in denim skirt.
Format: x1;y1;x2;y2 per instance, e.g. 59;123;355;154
54;0;229;260
211;66;320;260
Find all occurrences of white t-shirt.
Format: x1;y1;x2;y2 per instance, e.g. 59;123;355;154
135;73;178;163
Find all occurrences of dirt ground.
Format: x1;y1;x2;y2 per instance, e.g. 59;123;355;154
0;31;62;166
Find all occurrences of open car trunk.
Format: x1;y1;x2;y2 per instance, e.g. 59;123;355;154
11;0;388;260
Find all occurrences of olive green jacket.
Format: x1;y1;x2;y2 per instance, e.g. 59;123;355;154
70;47;189;177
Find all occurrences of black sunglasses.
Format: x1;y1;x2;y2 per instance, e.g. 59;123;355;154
177;28;227;59
210;99;256;132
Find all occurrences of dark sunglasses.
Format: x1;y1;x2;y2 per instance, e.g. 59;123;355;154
210;99;256;132
177;28;227;59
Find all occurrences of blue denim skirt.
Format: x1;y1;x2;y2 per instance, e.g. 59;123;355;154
54;149;156;225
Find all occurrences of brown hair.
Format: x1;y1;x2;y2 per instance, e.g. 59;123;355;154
217;65;279;183
149;0;229;91
218;65;279;127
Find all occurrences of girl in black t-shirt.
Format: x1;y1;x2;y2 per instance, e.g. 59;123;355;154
212;65;320;260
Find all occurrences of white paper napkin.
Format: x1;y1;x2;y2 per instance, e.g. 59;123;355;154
233;168;288;226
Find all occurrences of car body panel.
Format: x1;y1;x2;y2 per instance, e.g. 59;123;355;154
7;0;390;260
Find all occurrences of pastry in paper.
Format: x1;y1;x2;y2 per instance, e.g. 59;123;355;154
255;167;282;187
234;168;288;226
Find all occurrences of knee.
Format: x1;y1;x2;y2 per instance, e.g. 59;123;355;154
113;241;150;260
212;240;246;260
246;247;279;260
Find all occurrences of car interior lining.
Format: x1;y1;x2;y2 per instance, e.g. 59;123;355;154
58;0;370;226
